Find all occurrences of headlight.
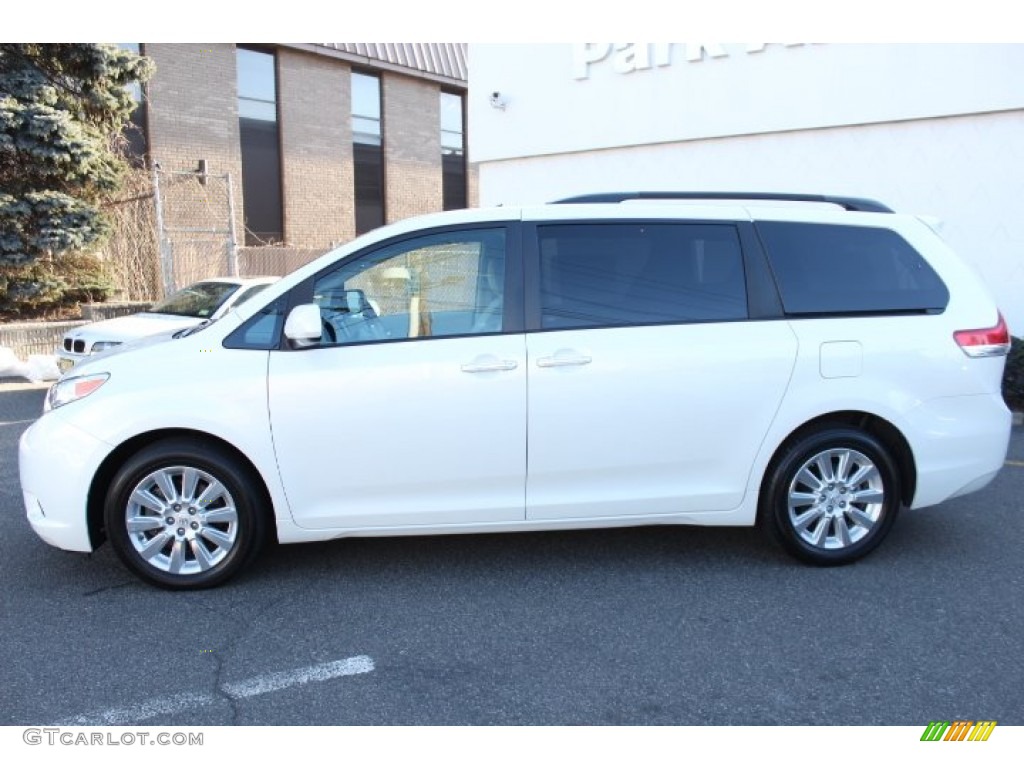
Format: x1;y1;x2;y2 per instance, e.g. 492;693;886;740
46;373;110;411
90;341;122;354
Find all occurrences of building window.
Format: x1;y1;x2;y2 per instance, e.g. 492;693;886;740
237;47;283;245
440;91;466;210
352;72;384;235
117;43;147;161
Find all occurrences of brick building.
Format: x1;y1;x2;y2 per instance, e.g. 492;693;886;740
130;43;474;254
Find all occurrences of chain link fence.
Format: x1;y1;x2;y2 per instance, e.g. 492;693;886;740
153;168;332;289
101;164;161;302
153;168;238;293
239;246;331;278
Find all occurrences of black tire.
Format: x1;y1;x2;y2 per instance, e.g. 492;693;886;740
760;427;901;566
104;438;267;589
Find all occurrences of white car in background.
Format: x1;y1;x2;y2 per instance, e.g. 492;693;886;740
57;277;278;372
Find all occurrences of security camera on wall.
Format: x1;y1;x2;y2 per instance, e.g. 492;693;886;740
489;91;508;110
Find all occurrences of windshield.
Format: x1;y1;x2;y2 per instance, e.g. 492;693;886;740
148;282;240;318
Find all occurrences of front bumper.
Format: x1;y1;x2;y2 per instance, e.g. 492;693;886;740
19;411;114;552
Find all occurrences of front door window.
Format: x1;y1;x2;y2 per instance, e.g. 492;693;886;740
312;229;507;345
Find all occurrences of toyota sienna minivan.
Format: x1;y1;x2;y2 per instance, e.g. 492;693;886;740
20;193;1012;588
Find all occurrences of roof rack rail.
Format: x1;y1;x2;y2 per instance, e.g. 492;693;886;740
551;192;894;213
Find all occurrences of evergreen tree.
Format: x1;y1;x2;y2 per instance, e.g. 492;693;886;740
0;43;153;268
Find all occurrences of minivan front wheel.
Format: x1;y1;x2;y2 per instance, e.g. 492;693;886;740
105;438;266;589
762;428;900;565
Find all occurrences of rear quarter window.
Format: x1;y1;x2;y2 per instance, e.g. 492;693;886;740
756;222;949;315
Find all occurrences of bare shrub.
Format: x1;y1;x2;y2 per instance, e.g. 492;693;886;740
99;163;160;301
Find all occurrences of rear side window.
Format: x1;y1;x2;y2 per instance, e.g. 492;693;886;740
757;222;949;315
538;223;747;329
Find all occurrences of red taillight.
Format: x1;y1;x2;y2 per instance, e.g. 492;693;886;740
954;312;1011;358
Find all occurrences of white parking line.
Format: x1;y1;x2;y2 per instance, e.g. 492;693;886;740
59;655;375;726
222;655;375;698
62;693;216;726
0;419;35;427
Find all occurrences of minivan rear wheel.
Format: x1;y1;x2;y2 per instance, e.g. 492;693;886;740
104;438;266;589
761;427;900;565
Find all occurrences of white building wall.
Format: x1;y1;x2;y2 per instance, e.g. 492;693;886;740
470;44;1024;333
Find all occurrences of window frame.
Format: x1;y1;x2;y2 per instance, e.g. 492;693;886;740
440;89;467;211
522;219;774;333
116;43;148;162
351;69;386;235
236;45;284;245
351;70;383;144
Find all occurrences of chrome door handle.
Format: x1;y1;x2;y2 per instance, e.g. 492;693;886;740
537;354;592;368
461;359;518;373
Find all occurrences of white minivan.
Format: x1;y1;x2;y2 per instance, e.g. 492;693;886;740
20;194;1013;589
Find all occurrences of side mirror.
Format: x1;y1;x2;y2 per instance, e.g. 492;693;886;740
283;304;323;348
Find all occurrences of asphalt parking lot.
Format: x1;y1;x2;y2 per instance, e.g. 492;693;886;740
2;381;1022;726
